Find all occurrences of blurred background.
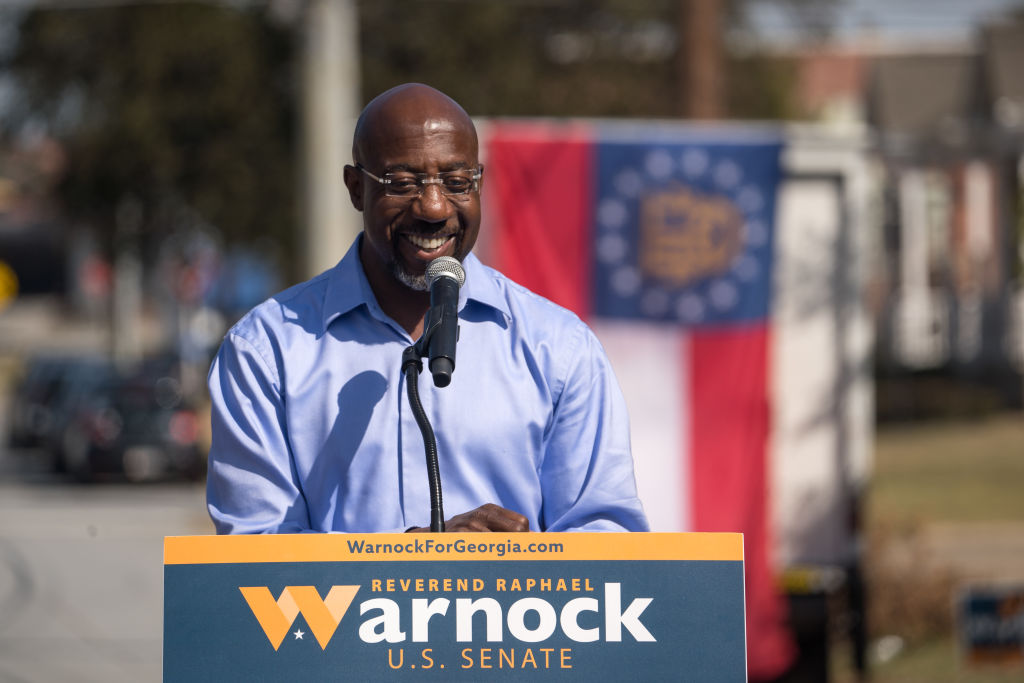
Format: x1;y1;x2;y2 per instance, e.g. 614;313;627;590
0;0;1022;681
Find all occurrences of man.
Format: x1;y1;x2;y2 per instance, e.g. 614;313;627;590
206;83;648;534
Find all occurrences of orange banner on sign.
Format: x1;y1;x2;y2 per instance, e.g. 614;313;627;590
164;532;742;565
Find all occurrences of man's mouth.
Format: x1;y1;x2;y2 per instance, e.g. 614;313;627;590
402;232;454;252
390;230;460;290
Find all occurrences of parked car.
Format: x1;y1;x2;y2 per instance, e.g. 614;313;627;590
57;368;206;482
7;355;66;449
7;355;114;456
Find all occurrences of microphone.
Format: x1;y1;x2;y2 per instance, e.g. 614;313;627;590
423;256;466;387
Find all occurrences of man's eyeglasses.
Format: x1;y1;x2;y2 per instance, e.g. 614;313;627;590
355;164;482;198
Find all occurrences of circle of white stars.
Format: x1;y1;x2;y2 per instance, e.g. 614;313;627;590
596;146;768;323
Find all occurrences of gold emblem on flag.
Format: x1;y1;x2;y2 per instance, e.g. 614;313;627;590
639;186;744;286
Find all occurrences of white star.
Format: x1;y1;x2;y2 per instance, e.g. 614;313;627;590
682;149;709;178
611;266;643;297
597;234;629;264
746;219;769;247
294;629;305;640
737;185;764;213
613;168;644;198
710;280;739;310
676;294;705;322
644;149;675;180
713;160;742;189
597;198;629;230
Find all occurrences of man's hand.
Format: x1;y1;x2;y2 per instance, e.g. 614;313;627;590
407;504;530;532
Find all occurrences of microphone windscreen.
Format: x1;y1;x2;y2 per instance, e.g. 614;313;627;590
426;256;466;288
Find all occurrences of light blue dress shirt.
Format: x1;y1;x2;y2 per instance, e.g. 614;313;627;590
206;237;649;534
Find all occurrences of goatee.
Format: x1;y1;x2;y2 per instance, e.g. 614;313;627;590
390;261;428;292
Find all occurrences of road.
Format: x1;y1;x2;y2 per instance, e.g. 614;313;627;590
0;449;211;683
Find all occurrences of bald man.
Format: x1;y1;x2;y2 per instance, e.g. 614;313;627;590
206;84;649;534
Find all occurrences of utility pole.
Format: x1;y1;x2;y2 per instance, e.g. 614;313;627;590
679;0;725;120
111;195;144;371
300;0;362;279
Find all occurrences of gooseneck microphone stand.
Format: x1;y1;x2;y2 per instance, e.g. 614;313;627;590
402;332;445;533
401;257;465;533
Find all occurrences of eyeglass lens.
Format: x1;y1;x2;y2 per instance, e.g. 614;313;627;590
383;172;478;197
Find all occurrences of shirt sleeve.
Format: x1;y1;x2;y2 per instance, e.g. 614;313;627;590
539;322;650;532
206;331;313;534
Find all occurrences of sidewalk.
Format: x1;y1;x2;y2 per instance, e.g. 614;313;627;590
0;478;210;683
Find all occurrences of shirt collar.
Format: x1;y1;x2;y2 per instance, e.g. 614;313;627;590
321;236;377;335
459;251;513;323
322;236;512;335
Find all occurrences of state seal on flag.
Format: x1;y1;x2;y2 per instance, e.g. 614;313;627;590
591;137;782;326
639;186;745;287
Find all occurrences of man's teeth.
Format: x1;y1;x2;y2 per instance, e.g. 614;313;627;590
405;234;450;250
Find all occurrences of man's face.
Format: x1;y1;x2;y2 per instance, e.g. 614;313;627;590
351;113;482;291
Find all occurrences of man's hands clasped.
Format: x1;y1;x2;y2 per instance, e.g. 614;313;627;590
406;503;529;533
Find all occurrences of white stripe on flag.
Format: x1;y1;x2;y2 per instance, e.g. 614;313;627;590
591;319;689;532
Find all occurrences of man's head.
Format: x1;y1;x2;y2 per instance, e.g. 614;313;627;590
344;83;482;292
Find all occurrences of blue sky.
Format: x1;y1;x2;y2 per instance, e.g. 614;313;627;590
747;0;1024;44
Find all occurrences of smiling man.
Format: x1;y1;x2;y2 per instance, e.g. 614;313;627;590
206;83;649;535
345;83;482;340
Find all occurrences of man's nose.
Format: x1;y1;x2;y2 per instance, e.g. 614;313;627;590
410;183;453;223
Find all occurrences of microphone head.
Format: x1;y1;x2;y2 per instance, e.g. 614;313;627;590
425;256;466;288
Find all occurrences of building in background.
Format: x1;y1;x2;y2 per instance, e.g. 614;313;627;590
779;14;1024;417
867;19;1024;416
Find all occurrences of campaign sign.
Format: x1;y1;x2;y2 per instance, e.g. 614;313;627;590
164;533;746;681
958;585;1024;667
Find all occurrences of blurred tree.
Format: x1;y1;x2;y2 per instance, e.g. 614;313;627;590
1;3;297;267
0;0;823;264
357;0;801;120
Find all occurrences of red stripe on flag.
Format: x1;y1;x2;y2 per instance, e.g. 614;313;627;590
689;325;795;680
486;123;593;318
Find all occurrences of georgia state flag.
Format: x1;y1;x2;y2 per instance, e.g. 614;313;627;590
483;120;795;681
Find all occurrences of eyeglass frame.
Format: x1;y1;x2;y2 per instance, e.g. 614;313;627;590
355;163;483;198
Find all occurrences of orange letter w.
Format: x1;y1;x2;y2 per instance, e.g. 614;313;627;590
239;585;360;650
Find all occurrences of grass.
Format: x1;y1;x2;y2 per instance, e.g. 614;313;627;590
869;414;1024;524
835;637;1024;683
832;413;1024;683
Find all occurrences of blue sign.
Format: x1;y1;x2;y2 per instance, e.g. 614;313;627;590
958;585;1024;667
164;533;747;681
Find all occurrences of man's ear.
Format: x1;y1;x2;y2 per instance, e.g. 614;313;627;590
343;164;364;211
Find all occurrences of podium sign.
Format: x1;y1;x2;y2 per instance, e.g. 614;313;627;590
164;533;746;681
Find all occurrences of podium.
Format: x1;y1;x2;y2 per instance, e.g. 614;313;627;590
164;533;746;681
